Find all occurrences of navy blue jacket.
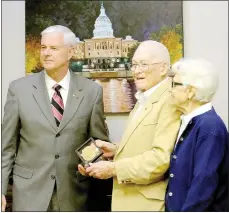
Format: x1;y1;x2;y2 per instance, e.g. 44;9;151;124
165;108;228;211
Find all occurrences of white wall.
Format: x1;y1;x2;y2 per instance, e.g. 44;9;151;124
183;1;228;128
1;1;228;143
2;1;25;115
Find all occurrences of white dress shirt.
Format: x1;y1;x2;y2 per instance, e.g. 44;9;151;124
44;70;70;107
132;78;168;120
175;102;213;148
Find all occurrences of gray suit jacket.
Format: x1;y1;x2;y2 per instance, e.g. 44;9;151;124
1;71;109;211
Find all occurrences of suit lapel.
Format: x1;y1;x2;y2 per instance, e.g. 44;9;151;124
57;72;84;132
115;80;170;157
32;71;57;131
125;102;140;127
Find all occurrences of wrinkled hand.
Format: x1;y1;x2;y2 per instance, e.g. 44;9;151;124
2;194;6;212
86;161;116;179
95;140;117;158
77;164;88;176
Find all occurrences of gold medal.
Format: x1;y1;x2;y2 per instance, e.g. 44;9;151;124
81;144;99;161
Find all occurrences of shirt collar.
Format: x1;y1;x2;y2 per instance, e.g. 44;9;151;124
135;78;168;103
45;69;70;91
181;102;212;125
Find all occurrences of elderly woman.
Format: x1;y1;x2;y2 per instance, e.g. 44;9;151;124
165;58;228;212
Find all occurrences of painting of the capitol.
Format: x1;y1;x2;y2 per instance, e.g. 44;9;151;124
73;2;137;74
26;1;183;113
72;2;138;113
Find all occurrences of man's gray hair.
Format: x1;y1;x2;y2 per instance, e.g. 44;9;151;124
41;25;78;46
171;58;219;102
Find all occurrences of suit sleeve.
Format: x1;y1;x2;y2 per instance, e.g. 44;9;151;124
89;85;110;142
2;82;20;194
114;99;181;185
181;133;227;211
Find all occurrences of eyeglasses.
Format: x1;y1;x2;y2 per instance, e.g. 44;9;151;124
130;62;162;71
172;81;184;88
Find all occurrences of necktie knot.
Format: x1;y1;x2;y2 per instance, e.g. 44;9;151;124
53;84;61;92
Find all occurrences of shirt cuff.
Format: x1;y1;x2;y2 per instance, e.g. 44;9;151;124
114;159;133;184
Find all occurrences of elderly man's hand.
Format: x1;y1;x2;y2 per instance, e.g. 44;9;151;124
86;161;116;179
95;140;117;158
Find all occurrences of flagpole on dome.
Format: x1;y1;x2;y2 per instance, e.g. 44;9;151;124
99;0;104;8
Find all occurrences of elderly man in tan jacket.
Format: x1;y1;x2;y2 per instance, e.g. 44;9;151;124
78;40;181;211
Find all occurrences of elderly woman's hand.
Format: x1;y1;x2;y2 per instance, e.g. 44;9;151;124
78;164;88;176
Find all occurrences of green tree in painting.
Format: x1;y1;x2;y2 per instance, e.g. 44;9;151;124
26;0;99;38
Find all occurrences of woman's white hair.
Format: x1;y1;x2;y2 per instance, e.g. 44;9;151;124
41;25;78;46
171;58;219;102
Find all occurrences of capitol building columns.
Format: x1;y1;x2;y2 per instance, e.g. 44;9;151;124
72;2;138;72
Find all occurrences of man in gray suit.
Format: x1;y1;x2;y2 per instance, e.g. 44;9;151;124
1;25;111;211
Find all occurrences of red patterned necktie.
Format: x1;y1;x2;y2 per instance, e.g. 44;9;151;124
51;84;64;126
